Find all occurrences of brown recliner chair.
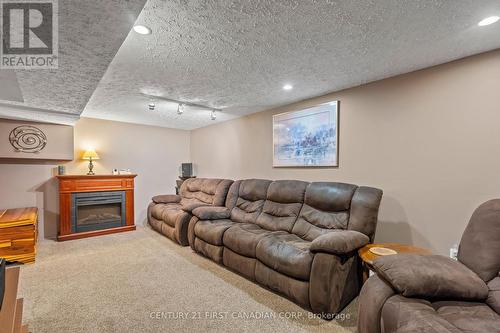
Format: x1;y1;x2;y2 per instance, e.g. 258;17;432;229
189;179;383;317
148;178;232;246
358;199;500;333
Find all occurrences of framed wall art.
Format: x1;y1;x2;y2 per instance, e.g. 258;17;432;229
273;101;338;167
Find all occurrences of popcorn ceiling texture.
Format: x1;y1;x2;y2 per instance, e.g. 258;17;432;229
83;0;500;130
0;0;147;124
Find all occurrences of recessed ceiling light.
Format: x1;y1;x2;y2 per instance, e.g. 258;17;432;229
133;25;152;35
478;16;499;26
283;84;293;91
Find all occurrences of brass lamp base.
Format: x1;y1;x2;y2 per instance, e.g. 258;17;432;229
87;158;95;175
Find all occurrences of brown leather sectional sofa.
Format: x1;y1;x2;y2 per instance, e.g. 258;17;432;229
148;178;233;246
358;199;500;333
148;177;383;316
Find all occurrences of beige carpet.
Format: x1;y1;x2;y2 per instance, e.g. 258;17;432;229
18;226;357;333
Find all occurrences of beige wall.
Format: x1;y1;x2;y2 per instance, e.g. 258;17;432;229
2;50;499;253
0;117;190;240
191;49;500;255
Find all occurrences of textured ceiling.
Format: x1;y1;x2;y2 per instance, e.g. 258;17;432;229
0;0;147;124
82;0;500;130
2;1;500;129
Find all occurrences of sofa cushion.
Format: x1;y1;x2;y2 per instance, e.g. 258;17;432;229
374;254;489;301
256;233;314;281
231;198;266;224
381;295;461;333
239;179;272;201
194;219;235;246
348;186;383;240
291;182;356;241
150;203;183;227
192;206;231;220
305;182;357;212
292;204;350;241
255;261;310;309
181;199;210;213
310;230;369;255
223;223;280;258
458;199;500;282
230;179;271;224
180;178;234;207
433;300;500;333
487;275;500;314
152;194;181;204
255;180;308;232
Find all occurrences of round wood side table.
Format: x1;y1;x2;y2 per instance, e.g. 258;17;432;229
358;243;432;282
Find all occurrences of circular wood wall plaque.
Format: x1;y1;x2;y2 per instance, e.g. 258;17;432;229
9;125;47;153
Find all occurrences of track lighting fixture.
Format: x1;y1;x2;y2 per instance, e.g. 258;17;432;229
177;103;185;115
148;101;155;111
142;94;221;119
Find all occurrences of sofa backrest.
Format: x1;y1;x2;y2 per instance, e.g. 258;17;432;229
255;180;309;232
292;182;356;241
458;199;500;282
291;182;383;241
180;178;233;206
347;186;384;241
228;179;272;224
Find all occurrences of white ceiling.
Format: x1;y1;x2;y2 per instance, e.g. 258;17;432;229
0;0;147;124
2;0;500;130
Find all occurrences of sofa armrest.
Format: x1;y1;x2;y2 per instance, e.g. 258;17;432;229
487;275;500;314
192;206;231;220
310;230;370;255
373;254;489;301
181;202;210;213
152;194;181;204
358;274;396;333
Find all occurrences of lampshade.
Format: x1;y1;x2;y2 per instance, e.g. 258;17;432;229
82;149;100;160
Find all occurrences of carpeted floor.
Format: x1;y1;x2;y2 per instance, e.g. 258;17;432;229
18;226;357;332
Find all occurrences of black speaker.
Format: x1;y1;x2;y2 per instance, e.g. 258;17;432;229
181;163;193;177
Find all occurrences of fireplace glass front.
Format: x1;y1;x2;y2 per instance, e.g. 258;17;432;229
71;191;126;233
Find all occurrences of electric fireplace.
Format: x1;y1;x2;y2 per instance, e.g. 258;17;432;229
72;191;126;233
57;174;137;241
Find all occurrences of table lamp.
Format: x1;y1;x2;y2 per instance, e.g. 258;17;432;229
82;149;100;175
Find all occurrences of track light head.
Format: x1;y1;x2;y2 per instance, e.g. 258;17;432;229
148;101;155;111
177;103;185;115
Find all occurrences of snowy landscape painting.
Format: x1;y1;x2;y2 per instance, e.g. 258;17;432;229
273;101;338;167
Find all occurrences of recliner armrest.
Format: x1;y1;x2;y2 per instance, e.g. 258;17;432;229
152;194;181;204
310;230;369;255
182;202;210;213
192;206;231;220
487;275;500;314
373;254;489;301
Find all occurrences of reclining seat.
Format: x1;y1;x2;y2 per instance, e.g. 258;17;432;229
357;199;500;333
224;180;309;280
188;179;272;263
255;182;382;315
148;178;232;246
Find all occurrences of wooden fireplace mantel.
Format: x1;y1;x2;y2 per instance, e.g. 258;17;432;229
56;174;137;241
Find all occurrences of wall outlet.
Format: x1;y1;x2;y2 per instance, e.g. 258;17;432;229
449;244;458;260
